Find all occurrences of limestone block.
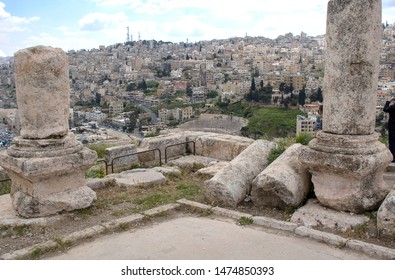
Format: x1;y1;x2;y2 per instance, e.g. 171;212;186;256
107;169;166;188
0;145;98;217
251;144;311;209
14;46;70;139
12;185;96;218
167;155;220;169
204;140;275;207
197;162;229;177
105;144;138;171
291;199;370;232
377;190;395;239
139;133;187;164
152;166;181;176
187;132;253;161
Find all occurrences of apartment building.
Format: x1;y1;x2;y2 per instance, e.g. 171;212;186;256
109;101;124;116
296;115;316;134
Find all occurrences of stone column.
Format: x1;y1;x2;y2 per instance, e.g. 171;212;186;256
299;0;392;213
0;46;97;218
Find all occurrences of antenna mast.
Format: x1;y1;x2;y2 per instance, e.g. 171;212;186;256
126;26;130;43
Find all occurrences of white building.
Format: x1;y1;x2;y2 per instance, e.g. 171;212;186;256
296;115;316;134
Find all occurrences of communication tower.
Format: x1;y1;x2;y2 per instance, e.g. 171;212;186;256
126;26;130;43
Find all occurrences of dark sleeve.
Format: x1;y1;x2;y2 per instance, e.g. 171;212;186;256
383;101;395;112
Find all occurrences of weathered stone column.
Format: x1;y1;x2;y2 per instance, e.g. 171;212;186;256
299;0;392;213
0;46;97;218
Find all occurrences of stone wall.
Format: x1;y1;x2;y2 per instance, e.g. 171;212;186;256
137;131;254;165
105;144;138;171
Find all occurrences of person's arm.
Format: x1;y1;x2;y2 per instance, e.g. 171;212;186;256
384;100;395;112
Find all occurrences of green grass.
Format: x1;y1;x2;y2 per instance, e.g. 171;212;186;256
247;107;304;139
176;183;204;198
295;133;315;145
86;143;116;159
238;217;253;225
267;138;296;164
0;180;11;195
218;103;304;139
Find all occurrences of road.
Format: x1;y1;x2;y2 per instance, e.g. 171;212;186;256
138;104;158;124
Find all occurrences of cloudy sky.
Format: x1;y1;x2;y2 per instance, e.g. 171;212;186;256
1;0;395;57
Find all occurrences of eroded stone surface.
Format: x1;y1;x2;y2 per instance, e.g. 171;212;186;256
14;46;70;139
167;155;220;169
291;199;370;232
107;169;166;188
377;190;395;239
251;144;311;209
105;144;138;171
204;140;275;207
324;0;381;135
300;135;392;213
197;161;229;177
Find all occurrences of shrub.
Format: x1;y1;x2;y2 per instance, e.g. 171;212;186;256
267;137;295;164
295;133;314;145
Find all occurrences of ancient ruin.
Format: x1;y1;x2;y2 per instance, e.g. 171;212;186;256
299;0;392;213
0;46;97;218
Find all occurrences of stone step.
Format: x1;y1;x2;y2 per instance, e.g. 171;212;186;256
383;172;395;187
386;162;395;173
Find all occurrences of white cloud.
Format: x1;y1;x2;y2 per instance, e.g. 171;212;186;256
87;0;329;39
0;2;39;33
79;12;128;31
0;48;6;57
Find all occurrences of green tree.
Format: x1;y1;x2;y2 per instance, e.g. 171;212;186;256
186;84;193;97
207;90;219;99
279;82;286;93
138;79;147;90
126;82;136;92
298;87;306;106
310;87;323;102
250;77;256;92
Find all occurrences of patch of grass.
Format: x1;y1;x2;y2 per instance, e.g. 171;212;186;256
85;165;105;179
364;211;377;222
86;143;116;159
238;106;304;139
73;207;96;220
53;237;71;251
295;132;314;145
29;248;42;259
14;225;28;237
117;222;130;231
0;180;11;195
267;138;295;164
132;193;174;211
238;217;253;225
176;183;204;199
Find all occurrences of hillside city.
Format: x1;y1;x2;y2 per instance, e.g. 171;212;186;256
0;23;395;145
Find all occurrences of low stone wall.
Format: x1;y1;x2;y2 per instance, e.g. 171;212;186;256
186;132;254;161
105;144;138;171
138;134;187;165
137;131;254;165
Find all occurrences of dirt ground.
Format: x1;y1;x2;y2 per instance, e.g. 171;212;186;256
1;168;395;259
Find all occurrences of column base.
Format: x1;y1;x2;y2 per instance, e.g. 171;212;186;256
299;131;392;213
0;135;97;218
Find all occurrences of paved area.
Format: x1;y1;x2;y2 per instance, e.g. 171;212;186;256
46;216;372;260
